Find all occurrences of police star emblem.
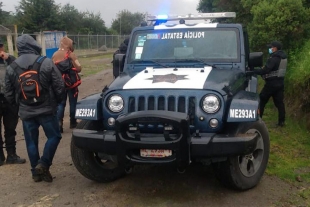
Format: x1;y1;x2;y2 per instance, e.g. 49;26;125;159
147;73;188;83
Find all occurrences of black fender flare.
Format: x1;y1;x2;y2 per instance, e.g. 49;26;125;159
226;90;259;122
75;93;103;120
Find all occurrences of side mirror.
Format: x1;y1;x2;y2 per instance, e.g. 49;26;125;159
248;52;263;70
113;54;125;78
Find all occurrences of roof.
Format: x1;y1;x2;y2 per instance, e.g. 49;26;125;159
0;25;12;35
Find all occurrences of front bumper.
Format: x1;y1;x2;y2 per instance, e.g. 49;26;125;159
72;111;258;166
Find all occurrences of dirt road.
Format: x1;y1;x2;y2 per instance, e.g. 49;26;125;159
0;69;299;207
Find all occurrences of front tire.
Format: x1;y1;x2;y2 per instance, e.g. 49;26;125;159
213;118;270;190
71;120;126;182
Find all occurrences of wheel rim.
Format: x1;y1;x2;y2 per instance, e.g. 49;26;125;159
238;129;264;177
94;153;119;170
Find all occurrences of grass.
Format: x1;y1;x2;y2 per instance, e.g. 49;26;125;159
258;76;310;205
78;53;113;77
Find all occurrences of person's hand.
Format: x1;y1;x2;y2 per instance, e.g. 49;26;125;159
0;51;8;60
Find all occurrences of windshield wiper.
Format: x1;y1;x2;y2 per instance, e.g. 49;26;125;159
175;59;220;69
130;59;169;68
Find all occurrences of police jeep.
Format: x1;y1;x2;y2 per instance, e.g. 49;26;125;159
71;12;269;190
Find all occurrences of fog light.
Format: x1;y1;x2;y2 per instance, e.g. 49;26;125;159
209;119;219;128
108;117;115;126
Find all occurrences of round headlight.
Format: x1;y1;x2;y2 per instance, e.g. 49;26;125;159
108;95;124;112
202;95;220;113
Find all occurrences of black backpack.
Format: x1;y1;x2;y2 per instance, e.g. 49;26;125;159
10;56;47;105
55;52;81;90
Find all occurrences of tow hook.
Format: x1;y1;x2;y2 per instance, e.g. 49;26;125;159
177;166;186;174
125;166;133;174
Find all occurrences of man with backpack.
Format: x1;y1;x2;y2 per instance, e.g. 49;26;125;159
52;36;82;133
0;39;26;166
5;34;65;182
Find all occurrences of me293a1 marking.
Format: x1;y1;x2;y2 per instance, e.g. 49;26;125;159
229;109;256;119
75;109;96;117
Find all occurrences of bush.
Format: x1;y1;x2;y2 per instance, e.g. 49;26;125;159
285;40;310;128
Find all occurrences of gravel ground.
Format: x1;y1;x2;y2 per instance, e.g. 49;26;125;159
0;68;302;207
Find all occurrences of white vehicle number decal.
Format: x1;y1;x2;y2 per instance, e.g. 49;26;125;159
75;109;96;117
230;109;256;119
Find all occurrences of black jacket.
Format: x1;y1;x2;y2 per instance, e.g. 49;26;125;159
254;50;287;86
4;34;65;120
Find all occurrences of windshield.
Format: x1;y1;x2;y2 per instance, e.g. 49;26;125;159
128;28;240;63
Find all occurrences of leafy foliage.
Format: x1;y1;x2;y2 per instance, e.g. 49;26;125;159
3;0;108;34
58;4;83;34
0;2;17;25
111;10;147;35
197;0;310;52
248;0;310;52
15;0;61;33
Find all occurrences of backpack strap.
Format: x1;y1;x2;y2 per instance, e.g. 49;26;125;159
65;51;71;59
11;56;46;76
32;56;46;72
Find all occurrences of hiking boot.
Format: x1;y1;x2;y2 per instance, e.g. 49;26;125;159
70;121;77;129
59;121;63;133
32;174;42;182
35;163;53;182
6;154;26;164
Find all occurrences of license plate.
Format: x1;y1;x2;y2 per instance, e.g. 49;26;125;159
140;149;172;158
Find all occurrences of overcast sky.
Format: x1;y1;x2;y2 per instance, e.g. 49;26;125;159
3;0;200;27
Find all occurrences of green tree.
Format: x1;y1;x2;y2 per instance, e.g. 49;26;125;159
58;4;107;34
197;0;216;12
15;0;61;33
197;0;253;25
78;11;107;34
58;4;83;33
248;0;310;52
111;10;146;35
0;1;16;25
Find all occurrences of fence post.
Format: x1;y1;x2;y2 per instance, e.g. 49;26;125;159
6;33;14;55
88;32;90;50
105;33;106;48
78;33;80;49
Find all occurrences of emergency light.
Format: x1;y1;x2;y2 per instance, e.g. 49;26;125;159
147;12;236;22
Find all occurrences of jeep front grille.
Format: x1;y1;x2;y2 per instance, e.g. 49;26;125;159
128;96;196;118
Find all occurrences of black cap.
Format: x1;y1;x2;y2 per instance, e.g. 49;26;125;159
267;41;282;50
0;38;3;46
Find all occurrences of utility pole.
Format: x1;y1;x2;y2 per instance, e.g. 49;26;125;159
119;17;122;35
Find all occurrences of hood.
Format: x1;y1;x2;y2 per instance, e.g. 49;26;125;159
17;34;42;56
271;50;287;59
59;36;74;52
109;67;245;95
119;43;128;53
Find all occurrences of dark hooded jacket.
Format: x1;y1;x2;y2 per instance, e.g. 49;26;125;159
254;50;287;86
4;34;65;120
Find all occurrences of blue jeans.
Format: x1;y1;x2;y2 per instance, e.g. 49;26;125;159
57;88;78;123
22;114;62;175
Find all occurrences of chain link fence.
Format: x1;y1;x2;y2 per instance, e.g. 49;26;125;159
4;33;130;56
67;34;129;50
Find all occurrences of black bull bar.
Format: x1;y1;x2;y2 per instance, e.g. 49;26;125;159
72;111;258;168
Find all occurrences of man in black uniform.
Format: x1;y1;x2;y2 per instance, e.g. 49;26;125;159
254;41;287;127
112;37;129;78
0;39;26;165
